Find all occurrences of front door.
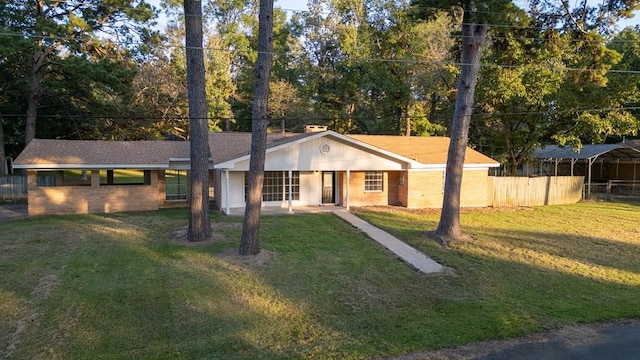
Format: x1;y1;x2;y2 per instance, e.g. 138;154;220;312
322;171;335;204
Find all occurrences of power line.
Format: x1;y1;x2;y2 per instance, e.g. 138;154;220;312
4;28;640;75
3;104;640;121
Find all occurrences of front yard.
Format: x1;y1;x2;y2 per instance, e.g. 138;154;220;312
1;202;639;359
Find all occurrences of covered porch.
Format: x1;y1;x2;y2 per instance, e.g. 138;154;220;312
215;169;406;215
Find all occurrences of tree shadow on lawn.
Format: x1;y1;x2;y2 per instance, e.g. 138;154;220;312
354;206;640;276
8;211;640;359
196;214;640;358
0;213;341;359
464;226;640;275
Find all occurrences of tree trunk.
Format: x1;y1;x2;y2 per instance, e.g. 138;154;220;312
0;116;6;175
25;50;45;145
184;0;211;242
240;0;274;255
405;103;411;136
435;5;487;242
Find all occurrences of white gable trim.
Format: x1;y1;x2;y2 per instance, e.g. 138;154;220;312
214;131;420;170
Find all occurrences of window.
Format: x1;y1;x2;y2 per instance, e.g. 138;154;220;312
36;170;94;187
286;172;300;201
165;170;187;200
262;171;284;201
100;169;149;185
245;171;299;202
365;171;383;192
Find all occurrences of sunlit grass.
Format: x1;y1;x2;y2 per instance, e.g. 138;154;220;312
1;202;640;359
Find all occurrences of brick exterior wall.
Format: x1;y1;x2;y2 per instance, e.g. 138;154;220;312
338;169;490;209
460;170;492;207
397;172;408;207
387;171;402;206
27;170;162;216
404;170;445;208
404;169;490;208
341;171;389;207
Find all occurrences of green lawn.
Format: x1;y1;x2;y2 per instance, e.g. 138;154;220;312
1;202;640;359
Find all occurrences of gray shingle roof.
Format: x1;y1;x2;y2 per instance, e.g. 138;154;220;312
208;132;316;164
15;131;501;169
533;144;640;160
14;139;190;168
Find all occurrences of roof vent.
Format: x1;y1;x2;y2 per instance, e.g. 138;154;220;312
304;125;328;133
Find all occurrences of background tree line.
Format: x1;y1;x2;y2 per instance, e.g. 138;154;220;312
2;0;640;174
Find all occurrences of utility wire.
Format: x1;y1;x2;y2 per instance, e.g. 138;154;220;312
3;29;640;75
3;105;640;121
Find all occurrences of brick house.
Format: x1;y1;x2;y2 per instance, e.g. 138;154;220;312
13;130;499;216
211;130;499;214
13;140;192;216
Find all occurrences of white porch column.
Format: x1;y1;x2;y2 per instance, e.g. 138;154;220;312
346;170;351;210
539;160;543;175
634;160;637;194
224;170;230;215
570;158;577;176
587;157;594;198
288;170;293;213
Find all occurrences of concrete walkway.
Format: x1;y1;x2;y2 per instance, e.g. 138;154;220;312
332;209;444;274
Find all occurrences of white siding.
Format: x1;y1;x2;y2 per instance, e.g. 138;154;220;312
227;137;405;171
300;171;322;205
225;171;245;208
222;171;323;208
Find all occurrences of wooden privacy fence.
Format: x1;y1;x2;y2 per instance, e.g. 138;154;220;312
0;175;27;202
489;176;584;207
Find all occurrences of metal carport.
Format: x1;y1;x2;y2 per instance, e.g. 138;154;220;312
533;144;640;197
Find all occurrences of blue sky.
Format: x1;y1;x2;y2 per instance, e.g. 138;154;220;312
149;0;309;29
148;0;639;32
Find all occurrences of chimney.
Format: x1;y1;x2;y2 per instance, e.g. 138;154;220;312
304;125;328;133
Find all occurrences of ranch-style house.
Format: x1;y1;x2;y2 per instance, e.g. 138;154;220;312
13;128;500;217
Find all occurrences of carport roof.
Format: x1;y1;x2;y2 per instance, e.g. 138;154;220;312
533;144;640;161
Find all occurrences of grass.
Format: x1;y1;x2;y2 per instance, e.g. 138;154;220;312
1;202;640;359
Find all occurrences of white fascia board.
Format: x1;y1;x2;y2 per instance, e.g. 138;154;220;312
170;158;216;170
408;166;446;171
214;163;234;170
476;163;500;168
12;164;169;170
213;130;418;170
409;163;499;170
464;163;501;169
169;157;214;162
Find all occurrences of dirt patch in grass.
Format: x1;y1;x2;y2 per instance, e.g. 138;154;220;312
4;271;62;359
218;248;277;267
170;222;242;245
31;273;61;301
